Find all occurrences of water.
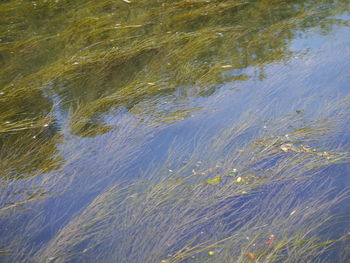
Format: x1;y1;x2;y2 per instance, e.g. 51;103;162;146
0;1;350;262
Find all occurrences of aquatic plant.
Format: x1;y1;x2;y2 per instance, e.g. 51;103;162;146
0;0;349;262
22;97;349;262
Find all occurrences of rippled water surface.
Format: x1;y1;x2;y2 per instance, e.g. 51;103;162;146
1;1;350;262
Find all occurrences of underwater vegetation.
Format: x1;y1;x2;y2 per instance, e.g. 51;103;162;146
1;0;350;136
0;0;350;262
25;98;350;263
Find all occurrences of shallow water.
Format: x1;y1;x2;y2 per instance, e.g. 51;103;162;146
1;1;350;262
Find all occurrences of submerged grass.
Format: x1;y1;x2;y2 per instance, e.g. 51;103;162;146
0;0;350;262
24;97;349;263
1;100;349;261
1;0;349;135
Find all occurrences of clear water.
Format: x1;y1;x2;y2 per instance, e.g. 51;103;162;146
0;1;349;262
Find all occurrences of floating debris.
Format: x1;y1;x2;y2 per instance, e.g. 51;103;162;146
229;173;238;178
321;151;331;159
228;172;236;177
278;142;332;158
208;251;215;256
263;234;275;247
205;177;222;185
247;252;255;260
228;168;238;177
122;0;131;3
301;145;315;153
290;210;297;216
221;65;232;68
280;143;294;152
236;177;243;183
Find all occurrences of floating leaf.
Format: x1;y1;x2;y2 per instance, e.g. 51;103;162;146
247;252;255;260
205;177;222;185
262;234;275;246
228;169;238;177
